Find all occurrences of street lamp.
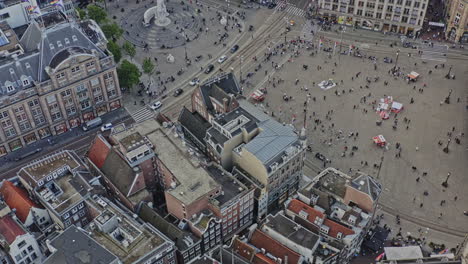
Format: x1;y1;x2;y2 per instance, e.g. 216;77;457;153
444;89;453;104
443;138;451;153
338;26;345;61
184;45;188;61
394;49;400;70
239;55;244;84
445;65;453;79
441;173;451;188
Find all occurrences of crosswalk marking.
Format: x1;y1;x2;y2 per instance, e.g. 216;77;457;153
300;20;315;41
274;0;307;17
420;44;448;62
130;107;155;123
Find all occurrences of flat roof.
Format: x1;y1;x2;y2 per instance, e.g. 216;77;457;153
312;168;351;199
88;197;170;264
20;150;81;182
146;129;219;206
265;213;320;249
44;226;118;264
36;172;90;214
206;166;248;206
111;130;146;152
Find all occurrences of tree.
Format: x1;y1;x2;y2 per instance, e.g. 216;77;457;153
122;41;136;59
101;23;123;40
142;58;155;76
75;8;86;20
117;60;141;89
87;5;107;24
107;40;121;63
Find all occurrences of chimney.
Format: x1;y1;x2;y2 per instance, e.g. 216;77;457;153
222;97;229;112
261;248;266;254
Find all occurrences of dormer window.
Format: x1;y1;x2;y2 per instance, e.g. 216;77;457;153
64;38;70;44
9;68;14;74
320;225;330;234
337;232;343;239
6;85;14;92
22;78;30;86
49;43;54;50
25;62;31;68
57;41;62;48
72;35;78;42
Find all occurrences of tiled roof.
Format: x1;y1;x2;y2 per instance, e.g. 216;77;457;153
232;238;256;262
87;134;112;169
0;181;41;223
100;149;135;196
178;107;211;144
288;199;354;239
323;219;355;238
0;215;25;244
253;253;276;264
250;230;301;264
288;199;325;222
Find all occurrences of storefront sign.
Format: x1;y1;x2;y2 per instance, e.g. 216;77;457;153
0;146;7;157
429;22;445;27
8;139;22;151
38;127;51;139
83;112;95;122
97;105;108;116
24;133;37;145
109;100;121;111
69;118;81;128
55;123;68;135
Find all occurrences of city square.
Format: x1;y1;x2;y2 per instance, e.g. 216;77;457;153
0;0;467;262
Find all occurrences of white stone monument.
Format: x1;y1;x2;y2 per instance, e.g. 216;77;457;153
143;0;171;27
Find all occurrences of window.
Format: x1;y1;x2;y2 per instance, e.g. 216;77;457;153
6;85;14;92
90;78;100;87
4;127;16;138
49;43;55;50
27;245;33;252
78;210;85;217
0;111;8;119
64;38;70;44
63;213;70;219
66;106;76;116
94;95;103;103
75;83;86;92
18;241;26;248
1;119;12;128
56;72;65;79
61;89;71;97
22;78;30;86
71;66;80;73
15;254;21;261
31;253;37;260
414;1;420;7
28;99;39;107
72;35;78;42
19;122;31;132
454;13;461;24
80;100;90;110
357;9;363;15
51;112;62;121
57;41;62;48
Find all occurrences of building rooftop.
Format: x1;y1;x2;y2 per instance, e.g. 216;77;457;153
199;72;241;113
350;173;382;201
138;203;199;252
43;225;119;264
146;128;219;206
250;229;301;264
384;246;424;261
36;171;91;214
264;213;320;250
87;196;171;264
111;130;146;153
178;107;212;144
312;167;351;199
211;246;251;264
87;134;112;169
238;100;301;168
0;181;43;223
206;166;249;206
0;215;25;245
287;199;355;239
19;150;81;183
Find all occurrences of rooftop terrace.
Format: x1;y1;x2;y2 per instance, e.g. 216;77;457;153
312;168;352;199
20;150;81;182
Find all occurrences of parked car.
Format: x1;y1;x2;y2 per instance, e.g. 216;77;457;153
218;55;228;63
267;2;277;8
189;77;200;86
100;123;113;132
173;88;184;97
150;101;162;110
205;64;215;74
230;45;239;53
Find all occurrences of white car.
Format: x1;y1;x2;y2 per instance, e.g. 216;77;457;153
150;101;162;110
218;55;228;64
100;123;113;132
189;78;200;86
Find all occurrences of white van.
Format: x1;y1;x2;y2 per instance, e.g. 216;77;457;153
82;117;103;131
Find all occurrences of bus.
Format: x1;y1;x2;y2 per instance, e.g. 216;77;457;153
82;117;102;131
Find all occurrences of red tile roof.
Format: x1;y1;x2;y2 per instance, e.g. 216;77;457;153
250;230;301;264
0;215;25;244
253;253;277;264
323;219;355;238
0;181;41;223
288;199;354;239
87;135;111;169
287;199;325;223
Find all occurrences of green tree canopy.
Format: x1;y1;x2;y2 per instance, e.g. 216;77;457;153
75;8;86;20
122;41;136;59
87;5;107;24
142;58;155;75
117;60;141;89
101;23;123;40
107;40;121;63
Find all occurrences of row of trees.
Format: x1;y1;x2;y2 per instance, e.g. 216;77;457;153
76;5;154;90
